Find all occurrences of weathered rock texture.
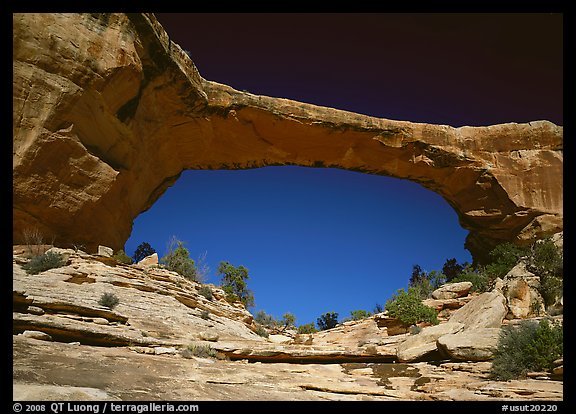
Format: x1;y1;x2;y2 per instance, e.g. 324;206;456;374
13;13;563;261
12;250;563;401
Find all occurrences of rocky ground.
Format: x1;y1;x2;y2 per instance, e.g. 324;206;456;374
12;246;563;401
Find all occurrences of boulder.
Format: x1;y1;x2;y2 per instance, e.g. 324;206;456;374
137;253;159;267
436;328;501;361
373;314;410;336
97;246;113;257
499;262;545;319
268;334;292;344
432;282;473;300
449;291;507;329
21;330;53;341
396;322;464;362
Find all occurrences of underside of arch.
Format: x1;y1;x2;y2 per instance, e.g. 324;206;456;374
12;13;563;263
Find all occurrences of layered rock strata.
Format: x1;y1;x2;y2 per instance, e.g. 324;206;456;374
13;13;563;261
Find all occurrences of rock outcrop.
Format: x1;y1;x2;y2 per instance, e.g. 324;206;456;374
13;13;563;262
12;249;563;401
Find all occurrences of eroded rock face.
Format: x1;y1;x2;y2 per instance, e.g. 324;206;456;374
12;13;563;260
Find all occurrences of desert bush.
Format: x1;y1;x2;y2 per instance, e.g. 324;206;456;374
385;286;439;325
280;312;296;331
408;265;446;299
21;227;47;257
98;292;120;309
161;238;198;281
198;285;213;301
112;249;133;265
254;324;269;338
22;251;67;275
297;323;317;334
254;310;279;328
491;319;563;380
348;309;373;321
316;312;339;331
183;343;218;359
200;310;210;320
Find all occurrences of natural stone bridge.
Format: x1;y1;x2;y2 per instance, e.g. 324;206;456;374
13;13;563;262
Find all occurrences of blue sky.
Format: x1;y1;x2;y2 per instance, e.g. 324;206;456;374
124;14;562;327
125;167;471;325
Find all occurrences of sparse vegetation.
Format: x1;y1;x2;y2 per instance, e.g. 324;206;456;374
529;238;563;308
98;292;120;309
254;310;278;328
491;319;563;381
297;323;317;334
112;249;133;265
198;285;214;301
200;310;210;320
385;286;439;326
161;237;198;281
21;227;47;257
348;309;373;321
450;264;491;293
22;251;67;275
182;343;218;359
408;265;446;299
254;324;269;338
280;312;296;331
316;312;339;331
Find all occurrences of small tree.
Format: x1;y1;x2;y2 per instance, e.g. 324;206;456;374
133;242;156;263
485;242;529;278
317;312;339;331
217;261;254;308
280;312;296;331
161;238;198;281
442;258;465;282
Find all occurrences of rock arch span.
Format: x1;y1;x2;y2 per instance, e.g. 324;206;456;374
12;13;563;262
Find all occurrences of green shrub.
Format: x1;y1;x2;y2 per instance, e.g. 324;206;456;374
198;285;213;301
112;249;133;265
22;252;67;275
280;312;296;330
316;312;339;331
451;265;491;293
490;319;563;381
348;309;373;321
485;242;529;278
297;322;317;334
98;292;120;309
161;238;198;281
254;324;269;338
530;238;563;308
254;310;279;328
385;287;439;325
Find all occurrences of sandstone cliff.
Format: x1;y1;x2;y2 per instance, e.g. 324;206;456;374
13;13;563;261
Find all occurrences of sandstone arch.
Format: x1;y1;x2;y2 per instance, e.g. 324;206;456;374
12;13;563;262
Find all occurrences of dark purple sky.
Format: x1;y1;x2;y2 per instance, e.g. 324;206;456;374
155;13;563;127
127;14;563;325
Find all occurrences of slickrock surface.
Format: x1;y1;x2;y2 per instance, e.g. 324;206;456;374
12;249;562;401
13;13;563;262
